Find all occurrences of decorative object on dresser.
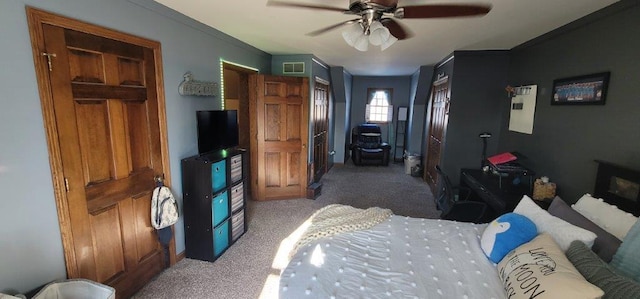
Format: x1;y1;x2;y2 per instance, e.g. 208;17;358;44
181;148;247;262
532;176;556;201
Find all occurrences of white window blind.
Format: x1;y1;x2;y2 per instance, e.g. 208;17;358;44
365;90;393;123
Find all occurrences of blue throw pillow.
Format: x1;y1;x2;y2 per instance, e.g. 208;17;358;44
481;213;538;263
610;219;640;282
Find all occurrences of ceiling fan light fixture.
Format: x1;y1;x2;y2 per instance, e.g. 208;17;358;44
342;22;363;47
380;34;397;51
272;0;493;52
354;34;369;51
368;21;390;46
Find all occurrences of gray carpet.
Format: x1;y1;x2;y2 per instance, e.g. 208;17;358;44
134;161;440;299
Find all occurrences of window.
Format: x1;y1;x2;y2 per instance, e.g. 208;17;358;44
365;88;393;123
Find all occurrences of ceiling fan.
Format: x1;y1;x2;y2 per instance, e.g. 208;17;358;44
267;0;492;47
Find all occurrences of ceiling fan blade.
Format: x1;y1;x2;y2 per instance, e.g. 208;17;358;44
306;19;361;36
380;18;412;40
267;1;348;13
397;4;491;19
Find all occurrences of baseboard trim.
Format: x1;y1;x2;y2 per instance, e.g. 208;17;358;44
307;182;322;199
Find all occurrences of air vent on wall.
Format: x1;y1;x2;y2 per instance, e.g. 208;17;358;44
283;62;304;74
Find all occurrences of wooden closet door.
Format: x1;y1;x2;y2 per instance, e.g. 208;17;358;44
312;80;330;182
29;8;170;298
425;76;450;192
250;75;309;201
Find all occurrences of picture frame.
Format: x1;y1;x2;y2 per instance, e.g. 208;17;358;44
551;72;610;105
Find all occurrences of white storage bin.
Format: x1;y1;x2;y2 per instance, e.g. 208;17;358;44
404;155;421;175
33;279;115;299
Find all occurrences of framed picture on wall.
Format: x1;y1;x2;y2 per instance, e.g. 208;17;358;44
551;72;610;105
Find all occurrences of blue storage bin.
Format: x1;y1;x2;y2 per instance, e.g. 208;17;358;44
213;220;230;257
211;191;229;227
211;159;226;193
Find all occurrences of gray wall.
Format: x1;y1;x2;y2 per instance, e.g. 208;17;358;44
0;0;271;294
350;76;412;159
407;70;419;156
329;67;352;164
434;51;510;184
408;65;434;154
498;0;640;202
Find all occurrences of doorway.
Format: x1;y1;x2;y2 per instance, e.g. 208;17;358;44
223;62;256;198
222;62;257;151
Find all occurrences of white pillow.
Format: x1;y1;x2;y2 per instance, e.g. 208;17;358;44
514;195;596;251
572;193;638;240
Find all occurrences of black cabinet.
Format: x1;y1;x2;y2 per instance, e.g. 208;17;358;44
182;148;247;262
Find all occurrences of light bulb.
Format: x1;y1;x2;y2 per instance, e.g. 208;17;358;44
354;34;369;51
368;21;390;46
342;23;363;47
381;34;398;51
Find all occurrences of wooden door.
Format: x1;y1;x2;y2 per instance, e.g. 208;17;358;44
425;76;450;192
28;8;170;299
249;75;309;201
312;79;330;182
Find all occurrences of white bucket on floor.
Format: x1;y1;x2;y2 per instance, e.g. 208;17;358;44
404;155;421;175
33;279;115;299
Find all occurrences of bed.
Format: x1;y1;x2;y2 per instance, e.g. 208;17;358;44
279;161;640;299
281;214;503;298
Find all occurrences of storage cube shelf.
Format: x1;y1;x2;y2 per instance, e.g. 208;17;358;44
182;148;247;262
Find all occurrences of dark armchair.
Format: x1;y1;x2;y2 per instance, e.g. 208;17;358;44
350;123;391;166
435;165;488;223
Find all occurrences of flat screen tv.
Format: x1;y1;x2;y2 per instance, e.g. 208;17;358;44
196;110;239;154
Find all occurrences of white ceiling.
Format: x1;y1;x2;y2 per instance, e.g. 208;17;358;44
155;0;618;76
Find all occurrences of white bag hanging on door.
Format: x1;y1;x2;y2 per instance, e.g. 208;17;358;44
151;186;179;229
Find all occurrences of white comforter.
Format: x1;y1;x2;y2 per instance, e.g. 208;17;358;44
280;215;506;299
